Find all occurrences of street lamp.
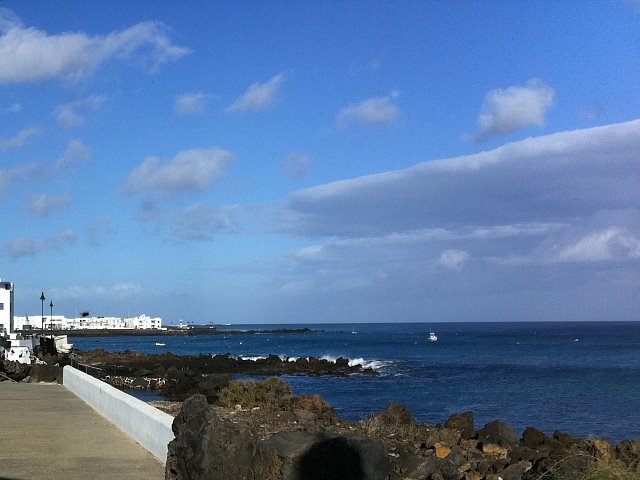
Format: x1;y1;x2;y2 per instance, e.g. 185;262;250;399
49;301;54;335
40;292;45;337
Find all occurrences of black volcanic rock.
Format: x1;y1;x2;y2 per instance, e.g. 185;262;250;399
166;394;390;480
444;411;475;440
477;419;520;449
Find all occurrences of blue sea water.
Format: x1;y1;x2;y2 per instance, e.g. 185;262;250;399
70;322;640;443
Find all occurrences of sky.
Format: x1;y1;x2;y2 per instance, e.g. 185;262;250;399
1;1;639;324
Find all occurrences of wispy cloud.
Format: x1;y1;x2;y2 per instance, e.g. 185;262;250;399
5;229;76;258
552;227;640;263
282;153;312;178
336;91;400;129
54;138;92;173
472;79;555;141
26;194;72;217
85;216;112;247
0;127;39;152
0;9;189;84
227;73;285;113
169;203;237;241
124;147;233;197
175;91;215;116
438;249;470;270
0;163;40;197
54;94;106;128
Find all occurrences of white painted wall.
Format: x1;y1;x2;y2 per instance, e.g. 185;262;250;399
0;281;13;335
62;366;175;463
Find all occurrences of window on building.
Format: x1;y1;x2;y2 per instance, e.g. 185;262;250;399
0;303;4;310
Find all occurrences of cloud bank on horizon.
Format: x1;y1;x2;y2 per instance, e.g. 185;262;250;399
0;3;638;323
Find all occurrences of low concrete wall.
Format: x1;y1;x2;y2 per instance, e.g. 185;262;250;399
63;365;174;463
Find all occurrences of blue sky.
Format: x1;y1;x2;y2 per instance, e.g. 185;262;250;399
1;1;639;324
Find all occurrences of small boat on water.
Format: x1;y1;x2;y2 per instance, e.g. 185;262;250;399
428;330;438;342
155;342;166;346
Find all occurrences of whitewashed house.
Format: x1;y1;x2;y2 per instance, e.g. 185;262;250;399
0;279;14;336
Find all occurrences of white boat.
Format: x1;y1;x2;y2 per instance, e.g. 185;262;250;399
155;342;166;346
428;330;438;342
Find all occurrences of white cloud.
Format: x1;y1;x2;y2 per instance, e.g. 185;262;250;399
282;153;312;177
0;163;40;197
554;228;640;263
473;79;555;141
337;91;400;128
227;73;285;113
0;8;21;33
0;11;189;84
124;147;233;197
26;193;72;217
0;127;39;152
285;119;640;238
85;217;112;247
54;94;106;128
5;229;76;258
175;91;214;116
54;138;92;172
438;249;470;270
169;203;237;241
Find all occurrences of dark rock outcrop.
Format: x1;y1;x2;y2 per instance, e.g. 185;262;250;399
477;420;520;449
444;411;475;440
166;394;390;480
165;396;640;480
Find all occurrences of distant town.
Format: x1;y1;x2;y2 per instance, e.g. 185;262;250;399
1;277;170;365
13;313;164;332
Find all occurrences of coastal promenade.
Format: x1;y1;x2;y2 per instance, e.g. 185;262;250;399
0;383;165;480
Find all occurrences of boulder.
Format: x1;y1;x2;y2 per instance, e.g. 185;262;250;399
255;432;390;480
166;394;254;480
477;420;519;449
2;360;30;382
553;430;579;447
166;394;391;480
522;426;547;448
444;411;475;440
500;460;532;480
481;443;509;460
423;427;461;448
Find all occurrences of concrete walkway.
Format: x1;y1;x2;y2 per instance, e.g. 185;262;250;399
0;383;166;480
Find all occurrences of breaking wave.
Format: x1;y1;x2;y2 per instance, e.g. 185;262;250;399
235;354;391;371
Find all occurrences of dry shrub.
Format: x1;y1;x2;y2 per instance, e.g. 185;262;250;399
526;450;639;480
217;377;293;410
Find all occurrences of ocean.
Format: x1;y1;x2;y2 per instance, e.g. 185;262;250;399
69;321;640;443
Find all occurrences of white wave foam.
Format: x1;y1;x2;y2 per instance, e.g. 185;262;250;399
319;355;390;371
240;355;266;361
232;353;391;371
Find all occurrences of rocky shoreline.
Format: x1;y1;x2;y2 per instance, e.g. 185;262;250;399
67;348;377;401
164;386;640;480
2;351;639;479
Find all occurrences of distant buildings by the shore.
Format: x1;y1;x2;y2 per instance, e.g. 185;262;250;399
13;313;164;332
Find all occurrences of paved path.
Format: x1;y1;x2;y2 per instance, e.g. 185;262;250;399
0;383;166;480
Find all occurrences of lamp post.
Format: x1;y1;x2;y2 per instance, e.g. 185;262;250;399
40;292;45;337
49;301;54;336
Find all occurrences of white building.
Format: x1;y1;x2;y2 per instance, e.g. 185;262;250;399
13;313;164;331
0;279;14;336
